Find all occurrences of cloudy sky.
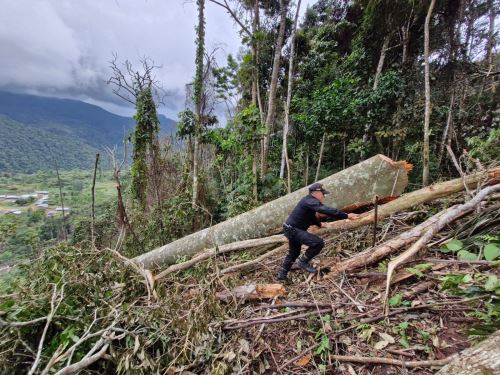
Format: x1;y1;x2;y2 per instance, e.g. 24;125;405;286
1;0;314;119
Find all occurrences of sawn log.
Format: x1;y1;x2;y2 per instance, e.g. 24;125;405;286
134;155;409;268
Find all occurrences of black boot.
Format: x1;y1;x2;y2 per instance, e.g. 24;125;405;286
276;257;294;282
297;255;316;273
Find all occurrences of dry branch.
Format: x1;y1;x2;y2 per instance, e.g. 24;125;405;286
383;183;500;312
220;244;286;275
329;354;452;367
324;209;448;276
156;235;285;279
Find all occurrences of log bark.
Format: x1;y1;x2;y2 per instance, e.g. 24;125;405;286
134;155;409;268
317;167;499;238
436;331;500;375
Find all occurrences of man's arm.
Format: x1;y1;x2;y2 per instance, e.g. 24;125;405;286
307;199;348;220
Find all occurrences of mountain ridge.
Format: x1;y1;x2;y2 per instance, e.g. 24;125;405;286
0;91;177;173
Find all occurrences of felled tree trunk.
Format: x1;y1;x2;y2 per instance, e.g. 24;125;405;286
436;331;500;375
134;155;409;268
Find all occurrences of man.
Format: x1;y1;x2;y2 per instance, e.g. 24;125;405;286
277;182;359;281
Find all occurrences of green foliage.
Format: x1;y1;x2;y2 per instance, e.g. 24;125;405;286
439;270;500;338
130;89;160;207
0;244;226;373
439;234;500;262
0;116;97;172
405;263;433;278
466;129;500;163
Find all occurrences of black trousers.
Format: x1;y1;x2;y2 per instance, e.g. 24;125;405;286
283;225;324;262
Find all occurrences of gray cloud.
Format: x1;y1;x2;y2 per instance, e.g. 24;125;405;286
0;0;242;118
1;0;315;119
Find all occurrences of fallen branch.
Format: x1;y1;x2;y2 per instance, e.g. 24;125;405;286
324;209;449;276
54;343;110;375
220;244;287;275
156;236;285;280
383;183;500;313
224;308;331;330
329;354;452;367
28;283;65;375
317;167;499;237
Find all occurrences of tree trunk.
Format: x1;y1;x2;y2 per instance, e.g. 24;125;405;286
361;35;390;160
304;149;309;186
280;0;301;184
315;133;326;182
153;167;499;276
423;0;436;186
261;0;287;179
192;0;205;208
437;90;455;167
485;0;494;74
436;331;500;375
134;154;409;268
373;35;390;91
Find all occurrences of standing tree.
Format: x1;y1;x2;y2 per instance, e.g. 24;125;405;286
193;0;206;208
261;0;287;179
280;0;301;194
423;0;436;186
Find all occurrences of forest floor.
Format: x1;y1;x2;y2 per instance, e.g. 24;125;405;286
165;194;499;374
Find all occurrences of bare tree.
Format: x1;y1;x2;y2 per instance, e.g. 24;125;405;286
107;54;163;105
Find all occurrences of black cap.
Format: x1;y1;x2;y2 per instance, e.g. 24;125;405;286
309;182;330;195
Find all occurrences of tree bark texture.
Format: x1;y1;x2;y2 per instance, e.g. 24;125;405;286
436;331;500;375
134;155;409;268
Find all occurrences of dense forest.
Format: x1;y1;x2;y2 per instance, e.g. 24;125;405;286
0;91;176;172
0;0;499;374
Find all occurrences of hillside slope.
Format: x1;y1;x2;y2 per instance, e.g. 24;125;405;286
0;116;97;172
0;91;177;172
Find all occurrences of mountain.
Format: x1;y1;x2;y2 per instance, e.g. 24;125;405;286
0;91;177;173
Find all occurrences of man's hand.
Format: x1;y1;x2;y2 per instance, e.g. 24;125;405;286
347;213;360;220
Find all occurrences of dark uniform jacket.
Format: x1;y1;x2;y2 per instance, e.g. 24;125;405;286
285;195;348;231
